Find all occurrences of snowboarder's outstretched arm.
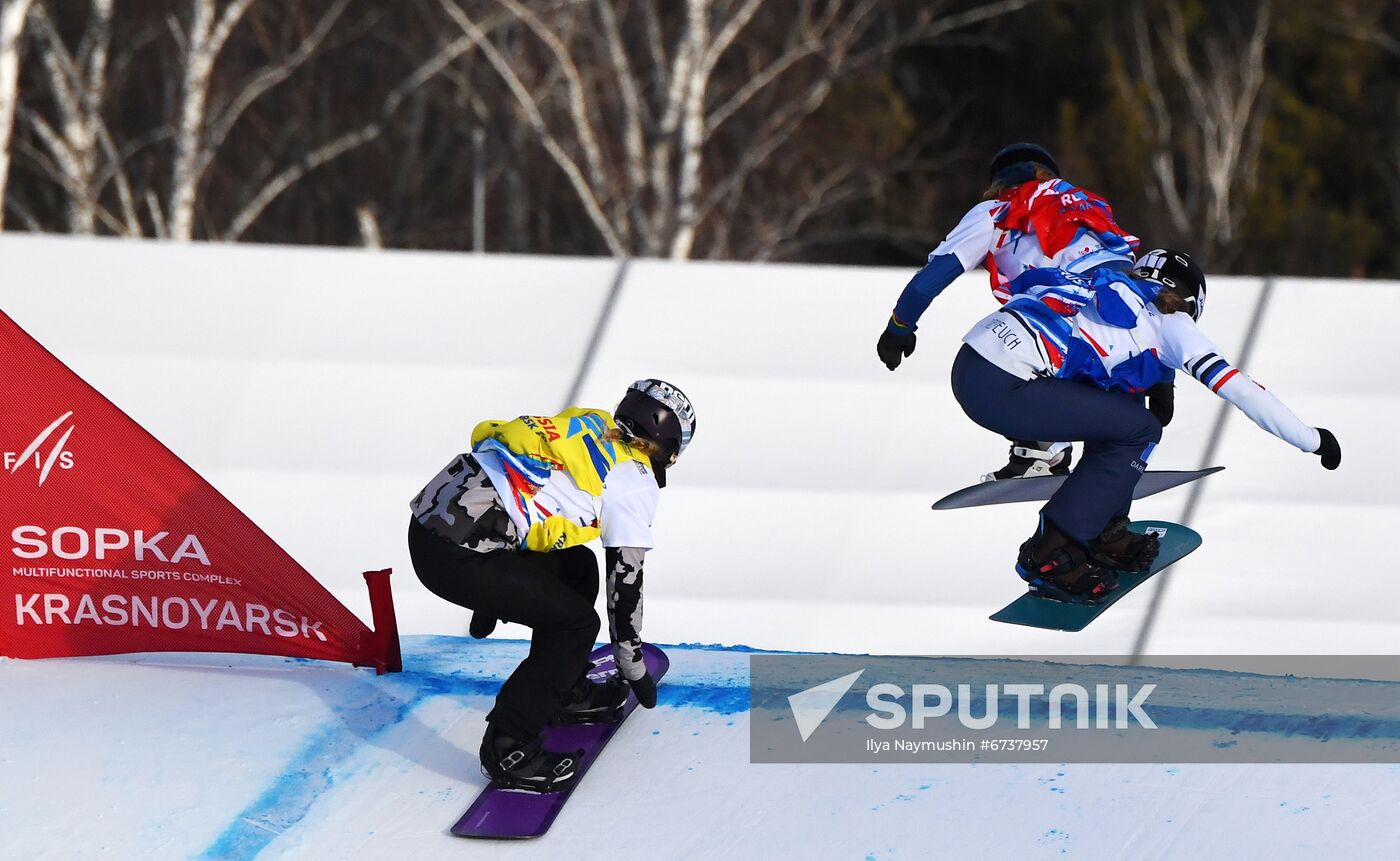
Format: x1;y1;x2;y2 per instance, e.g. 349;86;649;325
878;201;999;371
1161;314;1340;468
605;546;656;708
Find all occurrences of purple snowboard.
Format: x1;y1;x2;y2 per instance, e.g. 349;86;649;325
451;642;670;839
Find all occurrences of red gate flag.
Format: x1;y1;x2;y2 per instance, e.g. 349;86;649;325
0;309;400;672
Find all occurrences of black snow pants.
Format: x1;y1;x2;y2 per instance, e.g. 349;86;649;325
407;517;600;740
951;344;1163;545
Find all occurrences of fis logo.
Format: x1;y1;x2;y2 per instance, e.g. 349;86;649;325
5;412;76;486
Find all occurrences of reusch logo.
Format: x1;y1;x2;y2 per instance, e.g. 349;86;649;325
4;411;76;486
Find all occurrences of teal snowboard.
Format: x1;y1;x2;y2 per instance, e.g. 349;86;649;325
989;520;1202;631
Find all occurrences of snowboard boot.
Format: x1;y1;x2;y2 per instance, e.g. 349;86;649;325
479;724;581;793
468;610;497;639
983;440;1073;482
1087;516;1160;573
555;673;628;725
1016;516;1118;604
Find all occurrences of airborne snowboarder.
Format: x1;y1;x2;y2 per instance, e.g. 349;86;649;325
947;249;1340;603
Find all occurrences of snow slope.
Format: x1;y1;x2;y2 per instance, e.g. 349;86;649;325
2;237;1397;858
3;637;1398;860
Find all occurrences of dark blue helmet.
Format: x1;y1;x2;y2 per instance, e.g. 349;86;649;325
988;142;1060;184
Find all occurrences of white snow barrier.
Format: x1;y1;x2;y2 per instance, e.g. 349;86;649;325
0;234;1394;657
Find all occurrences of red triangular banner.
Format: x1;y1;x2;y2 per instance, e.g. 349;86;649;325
0;309;394;669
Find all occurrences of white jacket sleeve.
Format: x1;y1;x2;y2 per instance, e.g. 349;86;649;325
928;200;999;271
1213;373;1322;452
1160;313;1321;453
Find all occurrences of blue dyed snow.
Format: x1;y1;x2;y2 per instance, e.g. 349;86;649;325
195;635;1400;859
197;681;422;861
1041;828;1070;853
195;635;754;859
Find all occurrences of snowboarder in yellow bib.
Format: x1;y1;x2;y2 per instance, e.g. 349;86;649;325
408;379;696;792
468;407;654;553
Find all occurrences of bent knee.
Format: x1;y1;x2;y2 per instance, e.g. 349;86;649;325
566;609;601;640
1132;411;1163;446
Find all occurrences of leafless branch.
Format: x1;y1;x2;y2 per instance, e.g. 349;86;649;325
195;0;352;182
437;0;625;255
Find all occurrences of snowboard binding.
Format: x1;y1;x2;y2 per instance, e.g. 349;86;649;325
1088;516;1160;572
1016;516;1119;605
479;725;582;793
554;673;628;725
983;440;1073;482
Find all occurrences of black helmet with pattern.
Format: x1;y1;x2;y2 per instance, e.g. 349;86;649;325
614;379;696;486
1133;248;1207;321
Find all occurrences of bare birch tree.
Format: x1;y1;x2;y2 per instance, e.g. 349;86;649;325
1112;0;1273;262
18;0;145;235
0;0;35;229
11;1;496;242
222;18;516;241
167;0;352;240
438;0;1036;260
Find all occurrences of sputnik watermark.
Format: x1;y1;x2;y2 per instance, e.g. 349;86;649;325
787;669;864;742
787;672;1155;741
864;682;1156;731
864;737;1051;754
751;655;1400;764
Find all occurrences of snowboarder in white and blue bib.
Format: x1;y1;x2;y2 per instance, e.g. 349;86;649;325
950;249;1341;603
876;143;1159;481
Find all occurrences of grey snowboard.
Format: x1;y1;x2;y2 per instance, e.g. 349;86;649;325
932;467;1223;511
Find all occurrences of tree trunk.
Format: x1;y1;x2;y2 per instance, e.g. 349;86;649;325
0;0;34;230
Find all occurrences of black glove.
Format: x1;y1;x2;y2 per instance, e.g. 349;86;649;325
613;639;656;708
877;329;916;371
1314;428;1341;470
1145;380;1175;428
627;672;658;709
468;610;496;639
